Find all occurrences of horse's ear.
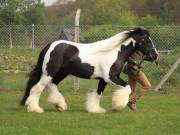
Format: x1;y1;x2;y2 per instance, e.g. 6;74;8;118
132;27;145;35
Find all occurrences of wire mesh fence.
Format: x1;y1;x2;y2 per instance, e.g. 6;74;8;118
0;25;179;89
0;25;180;50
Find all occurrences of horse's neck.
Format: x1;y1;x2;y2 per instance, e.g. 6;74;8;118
111;38;137;66
88;32;128;53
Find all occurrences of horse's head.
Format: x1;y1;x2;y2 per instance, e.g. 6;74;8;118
129;27;159;61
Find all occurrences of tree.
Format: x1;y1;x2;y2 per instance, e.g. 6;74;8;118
0;0;24;24
23;2;45;24
44;0;179;25
139;15;159;26
0;0;45;25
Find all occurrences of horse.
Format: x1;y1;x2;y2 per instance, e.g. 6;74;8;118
20;27;159;113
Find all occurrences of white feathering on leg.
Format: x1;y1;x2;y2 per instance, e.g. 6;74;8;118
112;85;131;111
26;75;52;113
86;90;106;113
47;83;67;112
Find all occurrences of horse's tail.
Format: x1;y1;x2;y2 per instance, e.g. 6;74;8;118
20;44;50;106
20;63;42;106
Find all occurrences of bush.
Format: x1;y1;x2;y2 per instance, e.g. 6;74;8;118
118;11;139;26
82;25;120;43
139;15;159;26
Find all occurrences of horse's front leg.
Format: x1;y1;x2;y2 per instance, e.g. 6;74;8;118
86;79;107;113
110;76;131;111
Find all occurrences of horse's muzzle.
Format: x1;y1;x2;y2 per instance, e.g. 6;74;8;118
146;49;159;62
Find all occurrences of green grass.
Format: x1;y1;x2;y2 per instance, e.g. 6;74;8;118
0;48;40;57
0;48;180;135
0;90;180;135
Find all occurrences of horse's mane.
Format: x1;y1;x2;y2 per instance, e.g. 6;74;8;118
86;27;149;53
85;30;130;53
60;27;146;54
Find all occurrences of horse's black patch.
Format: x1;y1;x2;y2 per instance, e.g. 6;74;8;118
109;42;136;86
46;43;94;79
46;43;68;76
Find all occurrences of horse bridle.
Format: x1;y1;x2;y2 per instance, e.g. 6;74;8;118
144;47;159;65
137;38;156;59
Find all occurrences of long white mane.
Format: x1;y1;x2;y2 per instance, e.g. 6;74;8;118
57;30;130;54
79;31;130;53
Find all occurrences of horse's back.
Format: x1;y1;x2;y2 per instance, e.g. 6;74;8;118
39;41;93;78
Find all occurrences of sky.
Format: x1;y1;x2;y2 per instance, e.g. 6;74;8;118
41;0;57;6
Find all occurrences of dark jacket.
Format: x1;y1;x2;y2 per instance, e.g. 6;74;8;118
123;51;145;76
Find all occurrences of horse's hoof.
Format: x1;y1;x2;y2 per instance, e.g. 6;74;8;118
98;108;106;113
87;107;106;113
56;104;67;112
27;106;44;113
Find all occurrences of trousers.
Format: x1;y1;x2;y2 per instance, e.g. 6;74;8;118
128;71;151;103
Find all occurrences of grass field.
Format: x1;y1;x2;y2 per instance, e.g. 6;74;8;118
0;89;180;135
0;48;180;135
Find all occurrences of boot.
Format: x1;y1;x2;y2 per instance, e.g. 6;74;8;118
127;101;136;111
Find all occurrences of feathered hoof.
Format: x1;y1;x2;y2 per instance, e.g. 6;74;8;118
112;86;131;111
27;106;44;113
55;103;68;112
87;107;106;113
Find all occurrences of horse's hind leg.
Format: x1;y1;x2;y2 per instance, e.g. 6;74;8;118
26;75;52;113
47;83;67;112
86;79;107;113
47;73;68;112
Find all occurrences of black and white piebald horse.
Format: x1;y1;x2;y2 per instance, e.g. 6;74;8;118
21;27;159;113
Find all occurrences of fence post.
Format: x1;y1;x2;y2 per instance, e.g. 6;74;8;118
73;9;81;91
154;57;180;91
9;25;13;48
32;24;35;49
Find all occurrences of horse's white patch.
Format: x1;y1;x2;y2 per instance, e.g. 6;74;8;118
123;38;136;47
149;37;159;57
86;90;106;113
26;75;52;112
112;85;131;111
149;37;155;47
47;83;67;111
